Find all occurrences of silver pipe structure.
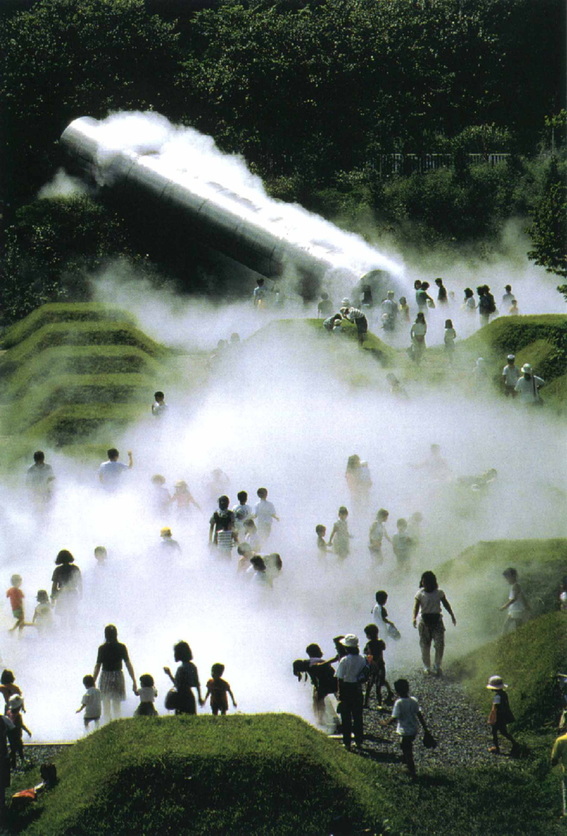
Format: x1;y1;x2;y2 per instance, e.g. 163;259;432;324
60;117;400;295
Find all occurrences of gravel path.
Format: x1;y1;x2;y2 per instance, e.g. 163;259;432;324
354;668;515;771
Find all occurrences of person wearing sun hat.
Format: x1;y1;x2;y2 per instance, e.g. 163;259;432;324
486;675;520;756
336;634;368;750
514;363;545;405
501;354;520;396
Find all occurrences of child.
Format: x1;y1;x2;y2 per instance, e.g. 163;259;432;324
209;496;235;545
204;664;237;716
254;488;279;542
486;675;519;755
293;644;338;726
363;624;393;708
32;590;53;633
236;542;254;573
7;695;31;765
94;546;108;568
444;319;457;358
76;675;102;729
6;575;25;633
392;519;413;569
151;391;167;417
134;674;158;717
315;525;331;557
368;509;391;564
172;480;200;517
233;491;252;534
398;296;410;322
381;678;430;777
371;591;399;644
407;512;423;547
0;670;22;709
243;518;262;552
328;507;351;559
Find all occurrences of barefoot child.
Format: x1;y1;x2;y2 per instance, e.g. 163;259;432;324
203;664;237;716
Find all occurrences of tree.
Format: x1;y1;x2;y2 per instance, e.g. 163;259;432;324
527;159;567;296
0;0;181;211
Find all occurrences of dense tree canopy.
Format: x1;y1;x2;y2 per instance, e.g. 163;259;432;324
0;0;564;318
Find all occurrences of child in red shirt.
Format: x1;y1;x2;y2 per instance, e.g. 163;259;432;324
203;664;237;716
6;575;25;633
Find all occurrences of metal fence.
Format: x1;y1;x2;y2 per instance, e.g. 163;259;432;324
377;152;510;176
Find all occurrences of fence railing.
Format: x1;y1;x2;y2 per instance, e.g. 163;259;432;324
377;152;510;176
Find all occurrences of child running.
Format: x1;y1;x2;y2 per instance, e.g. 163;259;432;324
76;675;102;730
204;664;237;716
6;575;25;633
368;509;391;564
392;519;413;570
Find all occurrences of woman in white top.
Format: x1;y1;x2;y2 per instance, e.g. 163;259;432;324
412;571;456;676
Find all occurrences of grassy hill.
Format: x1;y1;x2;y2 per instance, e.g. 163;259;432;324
0;303;171;451
10;713;565;836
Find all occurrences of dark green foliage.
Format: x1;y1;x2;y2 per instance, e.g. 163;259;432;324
462;314;567;384
527;158;567;284
28;403;145;446
0;0;181;207
0;198;143;325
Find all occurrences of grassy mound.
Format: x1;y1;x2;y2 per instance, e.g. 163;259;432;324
0;302;135;350
18;715;387;836
0;321;166;374
436;538;567;644
462;314;567;383
0;303;170;448
13;714;565;836
450;612;567;729
26;403;146;446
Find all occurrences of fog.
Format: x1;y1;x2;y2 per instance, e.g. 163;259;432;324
3;113;564;742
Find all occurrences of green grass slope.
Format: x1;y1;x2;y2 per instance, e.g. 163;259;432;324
436;538;567;653
0;302;135;350
463;314;567;385
0;303;171;449
450;611;567;729
14;714;565;836
18;715;388;836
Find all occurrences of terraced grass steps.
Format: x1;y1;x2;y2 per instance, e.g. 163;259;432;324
0;303;172;450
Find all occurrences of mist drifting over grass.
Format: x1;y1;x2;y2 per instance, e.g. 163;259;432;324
3;111;565;742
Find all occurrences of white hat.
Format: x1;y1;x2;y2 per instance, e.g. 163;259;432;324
486;675;508;690
341;298;351;306
8;695;23;710
507;354;515;360
521;363;532;373
341;634;359;648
